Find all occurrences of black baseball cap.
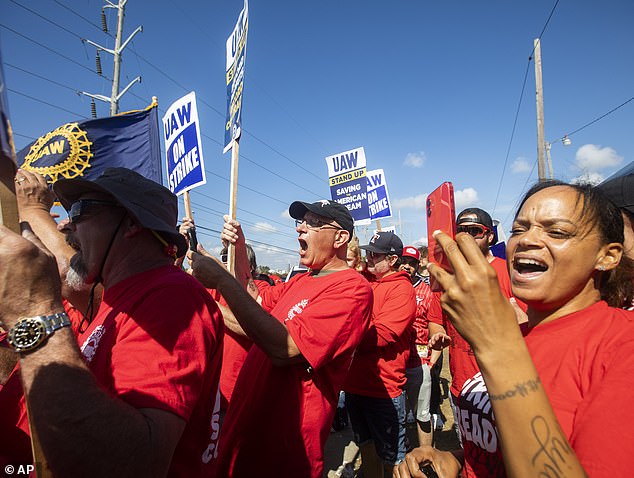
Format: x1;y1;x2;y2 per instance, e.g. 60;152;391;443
457;208;494;230
54;167;187;257
360;231;404;255
598;172;634;217
289;199;354;236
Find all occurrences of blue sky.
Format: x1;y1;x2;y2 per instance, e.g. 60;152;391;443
2;0;633;270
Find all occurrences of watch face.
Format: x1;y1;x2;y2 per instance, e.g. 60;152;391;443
9;318;46;351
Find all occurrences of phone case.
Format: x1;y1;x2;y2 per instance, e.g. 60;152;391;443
426;182;456;288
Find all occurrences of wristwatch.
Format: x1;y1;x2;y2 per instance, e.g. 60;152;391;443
7;312;71;353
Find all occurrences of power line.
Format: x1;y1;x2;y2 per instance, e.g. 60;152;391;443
562;95;634;140
0;23;111;81
8;88;89;119
9;0;84;41
5;62;79;93
53;0;113;37
491;0;561;215
194;224;299;257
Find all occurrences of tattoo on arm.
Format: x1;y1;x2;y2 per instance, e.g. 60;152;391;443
530;416;573;477
489;377;542;401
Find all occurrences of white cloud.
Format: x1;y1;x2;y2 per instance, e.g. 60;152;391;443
394;193;427;210
252;222;277;233
575;144;623;172
413;236;428;247
511;157;531;173
403;151;426;168
280;209;291;219
454;188;479;210
571;171;604;185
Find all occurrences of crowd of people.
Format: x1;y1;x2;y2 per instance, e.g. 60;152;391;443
0;163;632;478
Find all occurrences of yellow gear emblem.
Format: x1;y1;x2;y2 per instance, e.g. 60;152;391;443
22;123;93;183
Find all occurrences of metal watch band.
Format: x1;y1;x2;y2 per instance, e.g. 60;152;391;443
42;312;72;334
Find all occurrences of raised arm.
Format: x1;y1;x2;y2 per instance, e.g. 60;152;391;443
188;217;303;366
15;169;94;311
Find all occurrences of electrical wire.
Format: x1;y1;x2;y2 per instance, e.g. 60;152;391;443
491;0;561;216
8;88;89;118
0;23;112;82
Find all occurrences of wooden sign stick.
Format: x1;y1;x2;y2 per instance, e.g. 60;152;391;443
226;138;240;276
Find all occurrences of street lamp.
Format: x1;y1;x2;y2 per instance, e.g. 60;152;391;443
545;136;572;179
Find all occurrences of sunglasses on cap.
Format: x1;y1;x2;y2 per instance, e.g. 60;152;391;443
456;224;491;239
68;199;121;224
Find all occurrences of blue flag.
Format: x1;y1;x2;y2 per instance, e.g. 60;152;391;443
17;103;162;185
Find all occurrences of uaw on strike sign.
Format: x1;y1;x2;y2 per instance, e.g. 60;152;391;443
325;147;369;224
163;92;206;195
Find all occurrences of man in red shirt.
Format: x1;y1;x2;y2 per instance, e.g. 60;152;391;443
188;199;373;478
0;168;223;477
343;231;416;478
400;245;445;447
432;208;525;448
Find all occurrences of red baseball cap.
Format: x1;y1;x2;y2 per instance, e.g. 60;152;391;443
402;245;420;260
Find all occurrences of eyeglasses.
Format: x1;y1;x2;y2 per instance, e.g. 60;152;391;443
68;199;121;224
366;251;395;260
456;224;491;239
295;217;342;231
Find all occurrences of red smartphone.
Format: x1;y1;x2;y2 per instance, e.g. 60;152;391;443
426;182;456;290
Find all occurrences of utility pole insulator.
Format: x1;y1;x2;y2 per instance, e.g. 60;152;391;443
101;9;109;33
95;50;103;76
90;99;97;118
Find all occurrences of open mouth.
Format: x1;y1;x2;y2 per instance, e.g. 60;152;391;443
513;257;548;275
298;238;308;254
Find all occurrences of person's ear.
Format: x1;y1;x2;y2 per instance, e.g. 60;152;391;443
333;229;350;249
595;242;623;272
123;218;144;238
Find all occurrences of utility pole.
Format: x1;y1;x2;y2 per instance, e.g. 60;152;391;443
80;0;142;116
534;38;547;181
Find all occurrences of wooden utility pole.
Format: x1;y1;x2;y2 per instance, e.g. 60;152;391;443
534;38;547;181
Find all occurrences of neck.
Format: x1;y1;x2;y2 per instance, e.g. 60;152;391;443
527;287;602;328
308;256;349;274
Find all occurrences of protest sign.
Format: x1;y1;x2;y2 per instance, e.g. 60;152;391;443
223;0;248;153
163;92;206;195
325;146;369;224
366;168;392;220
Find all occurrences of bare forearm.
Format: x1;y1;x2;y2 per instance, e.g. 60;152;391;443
219;303;247;337
20;210;75;278
476;342;587;478
20;330;173;478
216;273;303;365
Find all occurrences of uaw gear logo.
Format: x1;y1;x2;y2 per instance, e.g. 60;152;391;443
21;122;93;183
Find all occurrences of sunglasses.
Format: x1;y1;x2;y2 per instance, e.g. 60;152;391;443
68;199;121;223
456;224;491;239
366;251;395;260
295;217;341;231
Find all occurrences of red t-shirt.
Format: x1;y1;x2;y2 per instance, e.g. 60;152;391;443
212;268;372;478
406;275;442;368
218;279;271;410
76;265;223;477
446;256;520;396
344;270;416;398
457;301;634;477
